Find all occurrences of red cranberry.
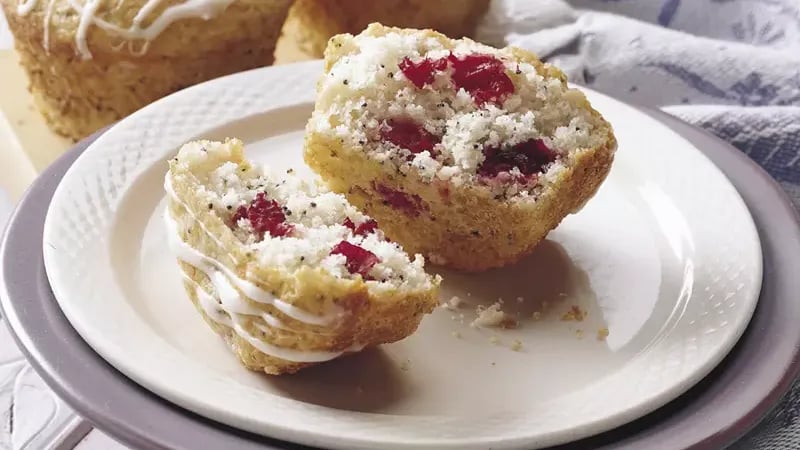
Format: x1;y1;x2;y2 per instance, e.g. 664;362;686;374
448;53;514;105
330;241;380;278
231;205;248;225
373;183;424;216
231;192;293;240
399;56;448;88
478;139;556;179
355;219;378;235
380;119;440;155
343;217;379;236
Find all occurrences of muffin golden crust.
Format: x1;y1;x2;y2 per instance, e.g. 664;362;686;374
275;0;490;62
1;0;294;140
304;24;617;272
166;138;440;375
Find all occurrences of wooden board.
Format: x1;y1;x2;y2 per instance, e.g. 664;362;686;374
0;50;74;175
0;51;39;201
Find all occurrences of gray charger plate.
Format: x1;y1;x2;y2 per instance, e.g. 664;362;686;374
1;108;799;450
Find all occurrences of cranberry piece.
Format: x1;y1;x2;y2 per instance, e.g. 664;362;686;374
231;192;293;240
231;205;248;225
448;53;514;105
373;183;424;216
380;119;440;155
478;139;556;179
399;56;448;88
355;219;378;235
343;217;379;236
330;241;380;278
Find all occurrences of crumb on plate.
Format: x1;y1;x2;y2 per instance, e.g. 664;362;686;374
442;295;464;310
471;301;518;328
597;327;609;341
561;305;586;322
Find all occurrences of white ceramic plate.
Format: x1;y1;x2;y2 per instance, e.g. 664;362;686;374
42;61;762;450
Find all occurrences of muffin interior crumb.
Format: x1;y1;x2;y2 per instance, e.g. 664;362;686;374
172;139;433;292
309;25;608;200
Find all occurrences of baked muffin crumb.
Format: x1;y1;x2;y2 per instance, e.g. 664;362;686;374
304;23;617;271
597;328;609;341
561;305;586;322
471;301;518;329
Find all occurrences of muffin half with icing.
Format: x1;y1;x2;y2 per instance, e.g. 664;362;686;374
165;138;440;375
304;23;617;271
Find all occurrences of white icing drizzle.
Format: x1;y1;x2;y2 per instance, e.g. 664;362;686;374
209;271;259;315
189;276;358;363
16;0;236;59
164;174;343;326
169;216;361;363
76;0;102;58
132;0;164;26
273;299;342;327
233;318;361;364
42;0;57;54
183;272;288;333
164;176;239;263
16;0;38;15
165;211;285;321
164;175;366;363
183;274;233;327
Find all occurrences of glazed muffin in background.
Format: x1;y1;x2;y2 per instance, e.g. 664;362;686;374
275;0;490;62
304;23;617;272
0;0;294;141
166;138;440;375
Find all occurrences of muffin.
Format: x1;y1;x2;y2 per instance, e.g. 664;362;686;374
275;0;490;62
1;0;294;141
304;23;617;272
165;138;440;375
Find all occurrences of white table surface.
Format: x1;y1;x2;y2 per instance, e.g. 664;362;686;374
0;10;130;450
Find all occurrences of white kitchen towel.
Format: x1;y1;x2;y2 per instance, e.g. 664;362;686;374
477;1;800;448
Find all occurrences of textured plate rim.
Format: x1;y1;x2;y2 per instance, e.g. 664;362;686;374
39;61;762;449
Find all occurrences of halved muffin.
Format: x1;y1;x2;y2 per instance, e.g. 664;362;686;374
165;138;440;375
304;23;617;271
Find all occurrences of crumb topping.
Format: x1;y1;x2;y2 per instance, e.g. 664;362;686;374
311;25;606;200
172;139;435;291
